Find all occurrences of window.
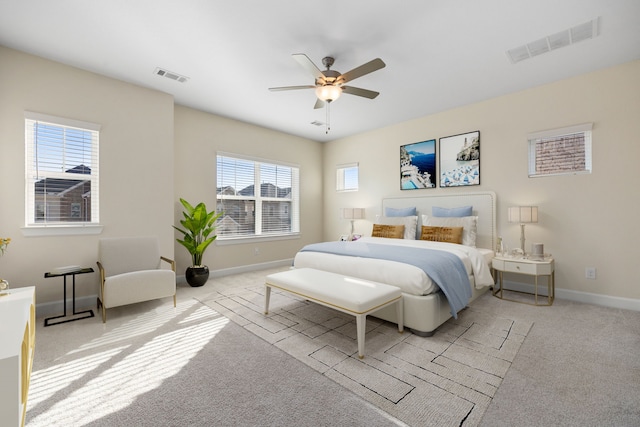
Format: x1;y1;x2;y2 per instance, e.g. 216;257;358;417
336;162;359;191
528;123;592;177
25;112;100;227
216;153;299;239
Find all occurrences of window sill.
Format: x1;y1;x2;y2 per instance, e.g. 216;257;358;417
21;224;104;237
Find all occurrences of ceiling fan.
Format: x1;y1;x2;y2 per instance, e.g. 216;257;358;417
269;54;386;109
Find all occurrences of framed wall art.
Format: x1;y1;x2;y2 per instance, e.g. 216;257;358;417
400;139;436;190
439;130;480;187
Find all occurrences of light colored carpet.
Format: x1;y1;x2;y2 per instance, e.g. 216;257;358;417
25;295;401;426
200;267;532;427
478;288;640;426
28;267;638;426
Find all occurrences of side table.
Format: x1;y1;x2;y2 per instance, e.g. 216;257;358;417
44;267;95;326
492;256;555;306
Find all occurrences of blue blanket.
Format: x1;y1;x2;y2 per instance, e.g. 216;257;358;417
299;241;472;318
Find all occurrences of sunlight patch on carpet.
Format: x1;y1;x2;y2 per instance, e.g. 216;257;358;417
27;302;228;427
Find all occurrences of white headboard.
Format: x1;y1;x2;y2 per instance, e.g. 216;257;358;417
382;191;496;250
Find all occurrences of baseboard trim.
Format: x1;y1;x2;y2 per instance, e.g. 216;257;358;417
502;279;640;311
37;295;97;318
176;259;293;283
211;259;294;278
38;264;639;318
37;260;294;317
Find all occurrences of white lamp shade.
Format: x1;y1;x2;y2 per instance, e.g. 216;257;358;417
508;206;538;223
341;207;365;219
316;85;342;102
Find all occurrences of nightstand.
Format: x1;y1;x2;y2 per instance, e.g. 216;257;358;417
492;256;555;306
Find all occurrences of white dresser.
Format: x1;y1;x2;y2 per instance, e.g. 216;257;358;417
0;287;36;427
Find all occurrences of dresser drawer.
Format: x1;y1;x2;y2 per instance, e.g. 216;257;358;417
503;261;538;275
493;258;554;275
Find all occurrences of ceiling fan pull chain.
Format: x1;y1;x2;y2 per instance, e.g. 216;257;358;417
326;101;330;134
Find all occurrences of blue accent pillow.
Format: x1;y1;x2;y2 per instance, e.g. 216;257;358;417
384;206;417;217
432;205;473;217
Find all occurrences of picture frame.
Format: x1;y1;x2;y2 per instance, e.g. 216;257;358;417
400;139;437;190
439;130;480;187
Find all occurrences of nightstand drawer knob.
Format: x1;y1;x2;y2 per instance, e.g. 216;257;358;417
516;265;520;270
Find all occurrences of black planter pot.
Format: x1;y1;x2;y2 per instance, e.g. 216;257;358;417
185;265;209;287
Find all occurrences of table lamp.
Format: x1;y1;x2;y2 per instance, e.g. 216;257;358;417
508;206;538;254
341;208;365;240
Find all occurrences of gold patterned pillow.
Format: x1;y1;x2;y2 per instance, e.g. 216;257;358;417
420;226;463;244
371;224;405;239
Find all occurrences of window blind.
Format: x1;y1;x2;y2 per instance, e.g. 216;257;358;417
216;153;299;238
25;112;100;225
528;123;592;177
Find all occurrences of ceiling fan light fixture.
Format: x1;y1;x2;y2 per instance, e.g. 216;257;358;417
315;85;342;102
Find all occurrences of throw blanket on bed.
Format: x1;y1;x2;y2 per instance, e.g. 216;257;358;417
299;241;472;318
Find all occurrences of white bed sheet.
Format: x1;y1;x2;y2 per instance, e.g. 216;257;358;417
293;237;494;297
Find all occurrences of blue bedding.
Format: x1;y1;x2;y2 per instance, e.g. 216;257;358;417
299;241;472;318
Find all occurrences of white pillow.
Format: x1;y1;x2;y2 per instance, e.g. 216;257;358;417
421;215;478;247
375;215;418;240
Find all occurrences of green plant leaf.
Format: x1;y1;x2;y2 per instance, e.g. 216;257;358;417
173;199;222;267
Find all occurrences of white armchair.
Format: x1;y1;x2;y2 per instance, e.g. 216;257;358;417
97;236;176;323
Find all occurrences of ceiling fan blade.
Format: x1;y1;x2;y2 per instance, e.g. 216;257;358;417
313;98;324;109
339;58;386;84
268;85;316;91
342;86;380;99
292;53;324;81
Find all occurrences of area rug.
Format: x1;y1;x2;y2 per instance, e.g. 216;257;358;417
201;278;533;427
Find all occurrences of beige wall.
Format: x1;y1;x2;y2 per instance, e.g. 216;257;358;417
173;105;323;275
0;46;175;306
3;43;638;309
0;45;321;309
323;60;640;304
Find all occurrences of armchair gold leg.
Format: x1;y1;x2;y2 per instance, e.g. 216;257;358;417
173;294;177;307
97;296;106;323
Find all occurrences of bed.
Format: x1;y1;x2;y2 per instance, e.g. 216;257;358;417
293;191;497;336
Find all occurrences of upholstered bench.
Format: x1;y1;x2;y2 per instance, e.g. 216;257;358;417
264;268;403;359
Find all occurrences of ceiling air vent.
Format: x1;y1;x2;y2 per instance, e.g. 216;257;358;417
507;17;600;64
154;67;189;83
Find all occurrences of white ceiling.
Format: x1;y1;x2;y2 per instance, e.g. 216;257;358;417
1;0;639;143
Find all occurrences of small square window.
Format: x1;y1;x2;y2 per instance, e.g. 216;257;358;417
528;123;592;177
336;163;358;191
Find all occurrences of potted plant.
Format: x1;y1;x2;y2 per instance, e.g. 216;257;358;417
173;198;222;287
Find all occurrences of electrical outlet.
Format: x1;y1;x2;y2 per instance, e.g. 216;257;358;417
585;267;596;279
254;247;260;256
